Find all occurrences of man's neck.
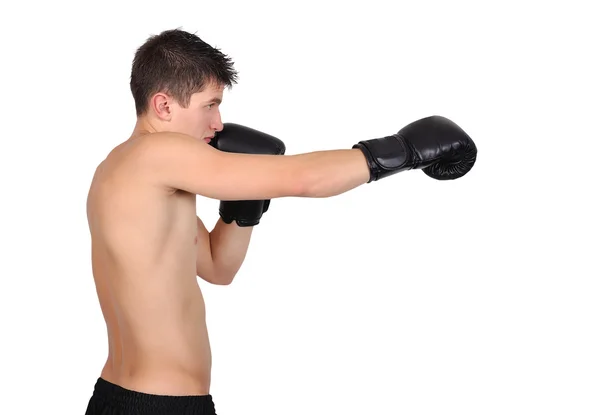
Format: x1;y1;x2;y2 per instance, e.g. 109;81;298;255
131;117;160;139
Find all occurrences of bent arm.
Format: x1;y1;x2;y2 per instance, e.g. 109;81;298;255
138;132;370;201
195;216;252;285
208;217;253;284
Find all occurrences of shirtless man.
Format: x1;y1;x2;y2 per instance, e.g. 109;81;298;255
84;28;477;414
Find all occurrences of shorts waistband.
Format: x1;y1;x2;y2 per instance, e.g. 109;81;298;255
90;377;215;414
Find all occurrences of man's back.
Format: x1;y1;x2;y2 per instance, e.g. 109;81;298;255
86;135;213;395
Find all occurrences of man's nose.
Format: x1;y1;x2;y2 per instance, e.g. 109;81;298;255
211;113;224;132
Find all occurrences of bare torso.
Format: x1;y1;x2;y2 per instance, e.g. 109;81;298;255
86;136;212;395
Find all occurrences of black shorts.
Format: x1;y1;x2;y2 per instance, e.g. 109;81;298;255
85;377;217;415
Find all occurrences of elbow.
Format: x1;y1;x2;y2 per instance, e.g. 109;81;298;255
197;274;232;286
197;269;232;285
198;259;237;285
213;277;233;286
298;169;327;198
295;163;315;198
211;270;235;286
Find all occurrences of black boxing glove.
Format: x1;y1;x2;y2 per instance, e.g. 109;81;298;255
210;123;286;226
352;115;477;181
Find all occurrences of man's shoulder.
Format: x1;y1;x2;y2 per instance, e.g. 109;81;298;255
92;134;158;179
89;140;164;193
107;132;194;188
93;131;203;194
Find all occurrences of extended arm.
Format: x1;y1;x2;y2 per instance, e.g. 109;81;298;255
142;116;477;202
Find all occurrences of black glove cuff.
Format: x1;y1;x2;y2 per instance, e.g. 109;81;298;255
219;200;270;227
353;135;412;182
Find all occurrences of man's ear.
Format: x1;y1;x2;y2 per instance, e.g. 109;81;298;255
150;92;173;121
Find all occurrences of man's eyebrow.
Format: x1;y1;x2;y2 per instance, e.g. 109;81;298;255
207;97;222;104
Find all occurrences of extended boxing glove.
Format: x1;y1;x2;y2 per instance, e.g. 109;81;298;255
210;123;286;226
353;115;477;182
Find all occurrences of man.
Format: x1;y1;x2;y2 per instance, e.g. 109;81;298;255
84;28;476;414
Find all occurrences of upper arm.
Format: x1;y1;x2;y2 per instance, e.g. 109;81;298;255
138;132;306;200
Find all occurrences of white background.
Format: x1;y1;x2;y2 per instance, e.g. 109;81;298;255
1;0;599;414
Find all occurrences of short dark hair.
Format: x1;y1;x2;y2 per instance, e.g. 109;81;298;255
130;28;238;116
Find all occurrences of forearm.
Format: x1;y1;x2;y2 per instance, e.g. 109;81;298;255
294;149;371;198
209;217;253;283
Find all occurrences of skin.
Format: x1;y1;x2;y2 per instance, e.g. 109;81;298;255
86;73;373;399
86;81;252;396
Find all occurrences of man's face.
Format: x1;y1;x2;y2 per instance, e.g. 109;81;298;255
169;83;225;143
